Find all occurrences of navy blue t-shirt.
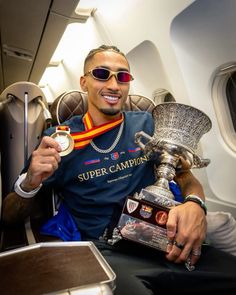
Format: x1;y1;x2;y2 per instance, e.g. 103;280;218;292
43;111;156;239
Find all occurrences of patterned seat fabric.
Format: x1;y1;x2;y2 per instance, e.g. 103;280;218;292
50;90;156;125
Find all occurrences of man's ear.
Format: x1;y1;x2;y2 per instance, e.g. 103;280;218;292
80;76;88;92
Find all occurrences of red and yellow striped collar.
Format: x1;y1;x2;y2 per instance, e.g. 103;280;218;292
70;112;124;149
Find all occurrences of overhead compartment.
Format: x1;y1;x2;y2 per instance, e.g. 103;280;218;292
0;0;79;93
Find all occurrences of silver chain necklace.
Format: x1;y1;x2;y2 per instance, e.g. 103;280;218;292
90;121;124;153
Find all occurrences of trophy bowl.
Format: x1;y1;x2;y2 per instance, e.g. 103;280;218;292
151;102;212;154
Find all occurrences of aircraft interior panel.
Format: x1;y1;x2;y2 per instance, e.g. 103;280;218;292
170;0;236;213
126;40;171;99
0;0;52;89
38;8;116;102
0;0;80;93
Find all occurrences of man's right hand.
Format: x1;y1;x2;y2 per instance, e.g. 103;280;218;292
21;136;62;191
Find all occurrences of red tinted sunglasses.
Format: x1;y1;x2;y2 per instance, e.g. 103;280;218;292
85;67;134;83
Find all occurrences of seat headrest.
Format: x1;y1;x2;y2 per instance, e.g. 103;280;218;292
50;90;156;125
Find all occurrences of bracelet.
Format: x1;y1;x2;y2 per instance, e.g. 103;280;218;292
183;194;207;215
14;173;42;199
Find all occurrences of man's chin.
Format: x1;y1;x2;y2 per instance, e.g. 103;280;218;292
100;108;121;116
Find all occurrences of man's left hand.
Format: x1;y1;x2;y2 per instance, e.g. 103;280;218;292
165;201;207;267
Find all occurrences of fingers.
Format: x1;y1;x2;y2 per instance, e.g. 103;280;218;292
189;243;202;266
165;204;206;269
166;208;178;246
27;136;62;185
39;136;62;152
166;236;202;272
37;136;61;159
166;238;192;264
179;156;192;169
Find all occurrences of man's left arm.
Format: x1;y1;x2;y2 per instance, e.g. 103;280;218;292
165;169;207;268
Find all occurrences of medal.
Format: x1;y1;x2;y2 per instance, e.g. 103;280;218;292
51;126;74;156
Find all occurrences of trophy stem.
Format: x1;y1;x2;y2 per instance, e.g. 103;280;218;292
155;152;179;188
144;152;180;200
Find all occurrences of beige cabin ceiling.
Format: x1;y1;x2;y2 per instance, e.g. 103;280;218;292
0;0;80;93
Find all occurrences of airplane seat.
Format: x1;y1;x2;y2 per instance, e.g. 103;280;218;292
50;90;88;125
0;81;51;251
49;90;156;125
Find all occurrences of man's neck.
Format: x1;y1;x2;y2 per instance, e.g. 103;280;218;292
88;110;122;126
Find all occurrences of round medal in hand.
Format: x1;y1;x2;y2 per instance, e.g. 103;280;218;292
51;130;74;156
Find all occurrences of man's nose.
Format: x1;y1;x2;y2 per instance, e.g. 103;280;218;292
106;74;119;89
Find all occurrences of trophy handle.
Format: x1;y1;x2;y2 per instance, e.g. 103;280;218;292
192;154;211;168
135;131;153;150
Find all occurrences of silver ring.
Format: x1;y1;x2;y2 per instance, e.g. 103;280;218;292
173;240;185;250
191;248;201;256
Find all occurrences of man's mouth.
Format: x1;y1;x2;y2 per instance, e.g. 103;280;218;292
103;95;120;104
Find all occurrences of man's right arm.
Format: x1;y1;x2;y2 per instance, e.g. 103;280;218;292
2;136;62;225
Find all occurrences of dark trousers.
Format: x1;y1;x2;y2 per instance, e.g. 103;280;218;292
93;239;236;295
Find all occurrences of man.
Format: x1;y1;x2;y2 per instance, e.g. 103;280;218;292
3;45;226;294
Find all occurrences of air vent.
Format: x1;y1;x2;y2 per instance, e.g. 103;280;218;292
152;88;175;104
2;44;33;61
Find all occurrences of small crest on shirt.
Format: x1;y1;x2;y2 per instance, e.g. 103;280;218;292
127;199;139;213
111;152;119;160
84;158;100;165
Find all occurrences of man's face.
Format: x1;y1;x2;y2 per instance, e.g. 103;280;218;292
80;51;131;119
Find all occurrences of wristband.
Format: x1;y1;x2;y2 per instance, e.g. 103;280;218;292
183;194;207;215
14;173;42;199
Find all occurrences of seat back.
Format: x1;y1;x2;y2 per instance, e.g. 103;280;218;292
50;90;156;125
0;82;50;198
0;82;51;251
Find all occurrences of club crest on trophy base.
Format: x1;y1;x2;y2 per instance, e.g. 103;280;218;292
109;102;212;252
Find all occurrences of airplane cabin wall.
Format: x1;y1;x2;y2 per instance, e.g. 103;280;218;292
170;0;236;213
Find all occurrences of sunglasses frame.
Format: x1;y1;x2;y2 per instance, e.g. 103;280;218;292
85;67;134;83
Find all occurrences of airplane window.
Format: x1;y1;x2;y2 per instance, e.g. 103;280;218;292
212;63;236;153
226;72;236;132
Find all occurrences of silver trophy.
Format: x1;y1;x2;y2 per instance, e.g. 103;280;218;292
110;102;212;252
135;102;212;202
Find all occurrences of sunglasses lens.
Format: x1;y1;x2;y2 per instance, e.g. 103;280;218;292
117;72;133;82
92;68;110;80
90;68;133;83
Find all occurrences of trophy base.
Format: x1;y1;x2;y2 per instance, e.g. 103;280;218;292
110;191;180;252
